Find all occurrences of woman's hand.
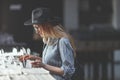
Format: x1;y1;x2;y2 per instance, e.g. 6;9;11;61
19;55;41;62
31;59;44;68
19;55;29;62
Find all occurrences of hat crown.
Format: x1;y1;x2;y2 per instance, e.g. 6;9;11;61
24;7;61;26
32;8;43;19
32;8;51;23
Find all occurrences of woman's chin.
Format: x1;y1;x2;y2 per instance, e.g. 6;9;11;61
42;38;48;44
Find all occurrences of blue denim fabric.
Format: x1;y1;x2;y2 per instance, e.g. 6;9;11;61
42;38;75;80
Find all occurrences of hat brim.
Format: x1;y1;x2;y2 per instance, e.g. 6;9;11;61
24;19;46;26
24;19;33;26
24;17;61;26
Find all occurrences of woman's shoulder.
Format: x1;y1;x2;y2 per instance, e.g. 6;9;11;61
59;37;70;43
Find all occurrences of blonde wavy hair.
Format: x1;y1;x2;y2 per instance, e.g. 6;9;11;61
33;23;76;57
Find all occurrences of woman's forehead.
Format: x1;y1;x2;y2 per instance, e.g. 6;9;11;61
33;24;38;26
33;24;42;27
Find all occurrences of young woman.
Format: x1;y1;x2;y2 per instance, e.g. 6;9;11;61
20;7;76;80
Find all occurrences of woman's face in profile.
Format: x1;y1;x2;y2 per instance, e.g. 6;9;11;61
33;24;44;37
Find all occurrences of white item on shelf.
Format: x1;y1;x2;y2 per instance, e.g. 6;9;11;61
25;60;32;68
26;48;31;55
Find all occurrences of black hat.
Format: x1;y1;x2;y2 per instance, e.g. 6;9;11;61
24;7;61;25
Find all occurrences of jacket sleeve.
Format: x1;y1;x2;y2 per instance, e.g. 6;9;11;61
59;38;75;78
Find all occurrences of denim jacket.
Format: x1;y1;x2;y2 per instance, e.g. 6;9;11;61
42;37;75;80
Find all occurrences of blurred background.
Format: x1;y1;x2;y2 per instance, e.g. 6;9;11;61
0;0;120;80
